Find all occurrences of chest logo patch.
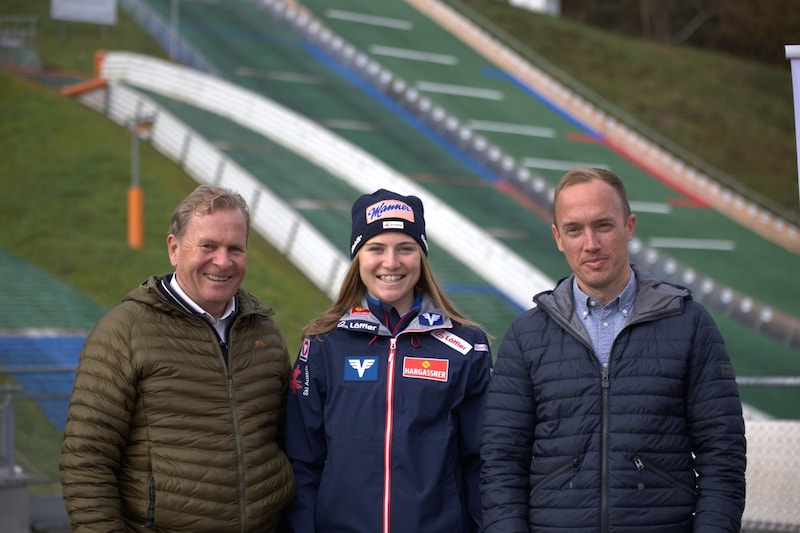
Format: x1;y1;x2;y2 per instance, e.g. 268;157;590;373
402;357;449;382
349;305;371;317
344;356;379;381
419;312;444;326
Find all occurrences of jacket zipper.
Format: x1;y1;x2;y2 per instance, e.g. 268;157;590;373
633;456;697;495
600;367;610;533
383;337;397;533
541;292;686;533
217;322;247;532
530;457;580;494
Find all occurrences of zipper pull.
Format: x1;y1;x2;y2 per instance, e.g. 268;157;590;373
569;458;579;488
633;456;645;489
389;337;396;362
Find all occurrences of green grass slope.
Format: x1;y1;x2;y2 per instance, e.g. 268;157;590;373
456;0;800;218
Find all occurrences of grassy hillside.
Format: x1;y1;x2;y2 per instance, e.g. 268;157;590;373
456;0;800;218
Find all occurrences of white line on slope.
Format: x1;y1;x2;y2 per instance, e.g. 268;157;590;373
369;45;457;65
521;157;609;171
325;9;413;30
416;81;503;100
468;120;556;138
647;238;736;251
630;201;672;214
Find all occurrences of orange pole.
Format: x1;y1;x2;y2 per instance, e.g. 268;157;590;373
128;185;144;249
94;49;106;78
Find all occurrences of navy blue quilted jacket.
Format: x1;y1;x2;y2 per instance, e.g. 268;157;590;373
285;294;493;533
480;264;746;532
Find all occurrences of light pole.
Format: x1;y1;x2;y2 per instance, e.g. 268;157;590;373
787;44;800;207
128;115;154;249
170;0;180;59
170;0;221;59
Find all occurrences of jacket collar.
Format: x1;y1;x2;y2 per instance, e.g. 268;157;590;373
535;263;690;326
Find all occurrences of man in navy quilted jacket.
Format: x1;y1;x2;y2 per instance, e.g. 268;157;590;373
480;168;746;532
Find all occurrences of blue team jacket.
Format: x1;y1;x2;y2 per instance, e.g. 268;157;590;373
284;294;492;532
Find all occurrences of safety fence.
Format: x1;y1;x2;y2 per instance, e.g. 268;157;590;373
0;15;37;47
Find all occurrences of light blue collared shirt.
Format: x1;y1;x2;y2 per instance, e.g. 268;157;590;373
573;268;637;368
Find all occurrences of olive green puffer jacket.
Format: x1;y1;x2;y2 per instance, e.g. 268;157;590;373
60;275;296;532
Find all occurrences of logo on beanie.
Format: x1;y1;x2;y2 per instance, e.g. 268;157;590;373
350;235;363;256
366;200;415;224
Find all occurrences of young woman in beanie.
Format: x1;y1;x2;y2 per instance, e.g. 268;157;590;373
283;189;492;533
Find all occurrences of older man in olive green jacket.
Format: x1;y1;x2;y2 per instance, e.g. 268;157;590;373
60;185;295;532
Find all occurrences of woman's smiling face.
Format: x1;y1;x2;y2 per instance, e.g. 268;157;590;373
358;232;421;314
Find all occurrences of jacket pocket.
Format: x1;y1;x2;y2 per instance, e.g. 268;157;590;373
530;457;580;495
143;476;156;528
632;455;696;495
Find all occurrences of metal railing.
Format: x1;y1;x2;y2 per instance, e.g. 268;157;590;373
0;15;37;48
737;376;800;388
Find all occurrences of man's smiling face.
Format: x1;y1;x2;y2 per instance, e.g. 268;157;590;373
168;208;248;319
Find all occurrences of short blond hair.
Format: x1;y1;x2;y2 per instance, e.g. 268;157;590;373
169;185;250;239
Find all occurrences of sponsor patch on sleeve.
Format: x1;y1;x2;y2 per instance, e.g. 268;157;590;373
289;364;303;395
720;362;736;379
430;330;473;355
291;339;313;397
298;338;310;362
